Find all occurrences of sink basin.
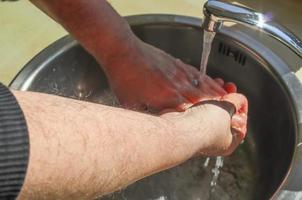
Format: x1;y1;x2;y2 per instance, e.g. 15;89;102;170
10;15;302;200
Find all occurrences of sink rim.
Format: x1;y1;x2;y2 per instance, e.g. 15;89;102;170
9;14;302;197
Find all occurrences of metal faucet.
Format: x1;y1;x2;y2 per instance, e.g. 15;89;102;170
202;1;302;58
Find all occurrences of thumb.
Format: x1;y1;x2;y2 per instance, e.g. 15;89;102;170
221;93;248;140
221;93;248;114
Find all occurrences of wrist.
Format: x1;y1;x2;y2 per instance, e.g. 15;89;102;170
161;108;208;157
162;103;231;156
94;25;140;72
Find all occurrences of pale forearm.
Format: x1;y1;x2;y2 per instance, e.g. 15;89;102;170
14;91;201;200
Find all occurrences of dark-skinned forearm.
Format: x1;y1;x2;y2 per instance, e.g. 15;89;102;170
30;0;137;70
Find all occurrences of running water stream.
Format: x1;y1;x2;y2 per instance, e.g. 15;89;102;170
199;30;225;198
199;30;216;79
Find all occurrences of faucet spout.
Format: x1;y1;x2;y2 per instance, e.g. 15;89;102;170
203;1;302;58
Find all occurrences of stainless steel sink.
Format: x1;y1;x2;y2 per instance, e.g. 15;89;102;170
10;15;302;200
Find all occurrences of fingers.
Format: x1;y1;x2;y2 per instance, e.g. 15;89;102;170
231;114;248;140
214;78;224;87
177;77;236;107
220;93;248;152
147;90;193;113
177;59;200;80
231;114;247;130
224;82;237;93
220;93;248;148
184;76;228;103
182;84;219;104
221;93;248;114
223;129;245;156
171;72;217;104
173;63;248;156
215;78;237;93
176;61;226;100
179;76;229;104
179;81;208;103
176;61;230;103
203;76;227;96
224;97;248;136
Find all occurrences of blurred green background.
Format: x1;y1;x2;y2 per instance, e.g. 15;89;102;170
1;0;301;85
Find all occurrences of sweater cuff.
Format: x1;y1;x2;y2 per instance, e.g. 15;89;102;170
0;83;29;199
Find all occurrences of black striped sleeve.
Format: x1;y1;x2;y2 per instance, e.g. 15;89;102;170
0;83;29;200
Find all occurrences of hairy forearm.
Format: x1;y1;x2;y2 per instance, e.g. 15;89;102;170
14;91;203;200
29;0;136;69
